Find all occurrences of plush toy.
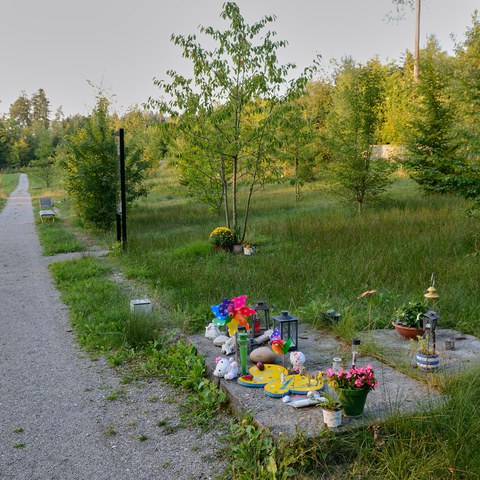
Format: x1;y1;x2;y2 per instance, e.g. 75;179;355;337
205;322;221;340
213;357;239;380
289;351;306;374
221;336;236;355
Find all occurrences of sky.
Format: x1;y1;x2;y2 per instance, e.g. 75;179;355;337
1;0;478;117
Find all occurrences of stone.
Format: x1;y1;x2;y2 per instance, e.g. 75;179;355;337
250;346;276;364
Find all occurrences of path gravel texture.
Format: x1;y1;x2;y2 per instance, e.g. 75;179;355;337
0;175;226;480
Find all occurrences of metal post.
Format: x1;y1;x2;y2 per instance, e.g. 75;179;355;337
118;128;127;249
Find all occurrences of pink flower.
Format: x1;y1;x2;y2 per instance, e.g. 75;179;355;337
325;368;334;377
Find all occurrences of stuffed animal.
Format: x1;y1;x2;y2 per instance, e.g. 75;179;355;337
221;335;236;355
213;357;239;380
205;322;221;340
290;351;306;374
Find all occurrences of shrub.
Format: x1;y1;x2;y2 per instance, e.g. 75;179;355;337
209;226;234;250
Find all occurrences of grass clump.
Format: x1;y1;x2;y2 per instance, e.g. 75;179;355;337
0;173;20;212
37;220;86;256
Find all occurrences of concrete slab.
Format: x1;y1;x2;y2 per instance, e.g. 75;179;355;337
362;327;480;374
189;323;449;438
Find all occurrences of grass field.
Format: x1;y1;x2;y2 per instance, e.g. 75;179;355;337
0;172;20;212
44;165;480;479
105;167;479;337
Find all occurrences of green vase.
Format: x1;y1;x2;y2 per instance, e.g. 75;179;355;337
338;388;369;417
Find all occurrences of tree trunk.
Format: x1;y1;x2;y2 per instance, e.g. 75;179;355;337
232;154;238;229
223;179;230;228
294;156;300;204
413;0;421;83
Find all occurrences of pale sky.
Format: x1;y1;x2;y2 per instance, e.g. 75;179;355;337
1;0;478;117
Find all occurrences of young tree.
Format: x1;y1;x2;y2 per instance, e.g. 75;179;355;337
403;37;459;193
62;97;150;229
149;2;316;241
325;58;394;212
447;13;480;212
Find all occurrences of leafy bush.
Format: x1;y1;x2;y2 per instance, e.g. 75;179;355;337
209;226;234;250
61;96;150;230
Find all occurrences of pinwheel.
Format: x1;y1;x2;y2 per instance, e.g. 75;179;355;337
270;328;292;355
211;295;255;336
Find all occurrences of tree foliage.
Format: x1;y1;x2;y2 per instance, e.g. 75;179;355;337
149;1;317;240
403;37;459;192
325;59;394;212
62;97;150;230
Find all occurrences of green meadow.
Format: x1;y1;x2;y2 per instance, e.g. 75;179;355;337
41;166;480;479
106;167;479;337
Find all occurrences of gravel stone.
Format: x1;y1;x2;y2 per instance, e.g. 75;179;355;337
0;175;226;480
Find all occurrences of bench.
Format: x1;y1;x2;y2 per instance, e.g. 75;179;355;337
39;197;55;222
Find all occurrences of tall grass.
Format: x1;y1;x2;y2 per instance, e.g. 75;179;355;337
110;167;479;336
0;172;20;211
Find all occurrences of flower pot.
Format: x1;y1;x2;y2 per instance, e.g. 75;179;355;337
233;244;243;254
322;408;343;428
338;388;369;417
416;352;440;371
392;321;425;340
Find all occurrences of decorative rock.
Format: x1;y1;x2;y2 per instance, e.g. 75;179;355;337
250;346;276;364
213;335;229;347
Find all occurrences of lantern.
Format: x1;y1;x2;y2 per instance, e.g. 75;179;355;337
252;301;271;336
422;310;440;352
351;338;361;368
272;310;299;351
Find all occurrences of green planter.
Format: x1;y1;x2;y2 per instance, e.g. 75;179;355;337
338;388;369;417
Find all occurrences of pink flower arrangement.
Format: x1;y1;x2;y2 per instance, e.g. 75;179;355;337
325;365;378;392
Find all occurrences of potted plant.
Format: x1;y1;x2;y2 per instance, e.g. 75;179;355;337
392;301;429;339
317;393;343;428
410;335;440;371
232;225;243;253
325;364;378;417
209;227;235;252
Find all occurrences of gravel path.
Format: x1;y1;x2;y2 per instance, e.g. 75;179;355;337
0;174;226;480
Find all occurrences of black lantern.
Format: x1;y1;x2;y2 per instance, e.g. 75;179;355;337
252;301;271;336
272;310;299;351
422;310;439;352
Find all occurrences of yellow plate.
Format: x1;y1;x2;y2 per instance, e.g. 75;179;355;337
237;364;288;388
264;374;325;397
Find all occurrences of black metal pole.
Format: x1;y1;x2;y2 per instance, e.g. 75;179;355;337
116;212;122;243
119;128;127;249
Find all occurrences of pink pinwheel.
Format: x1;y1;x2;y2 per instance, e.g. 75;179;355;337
225;295;255;336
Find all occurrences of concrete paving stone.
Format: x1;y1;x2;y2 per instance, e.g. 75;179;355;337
188;322;480;437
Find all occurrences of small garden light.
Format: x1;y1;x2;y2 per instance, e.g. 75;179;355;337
252;301;271;335
422;310;440;352
272;310;298;351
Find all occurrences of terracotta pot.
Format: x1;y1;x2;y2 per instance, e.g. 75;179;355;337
392;321;425;339
233;244;243;254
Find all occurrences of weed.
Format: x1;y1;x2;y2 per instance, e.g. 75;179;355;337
12;428;24;434
148;396;159;403
161;460;172;468
139;434;148;442
156;418;169;427
106;389;127;401
103;425;117;436
13;443;26;449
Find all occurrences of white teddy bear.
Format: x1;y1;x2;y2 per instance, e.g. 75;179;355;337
290;351;306;374
213;357;239;380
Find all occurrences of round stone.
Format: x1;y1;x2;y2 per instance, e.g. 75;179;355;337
250;346;276;364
